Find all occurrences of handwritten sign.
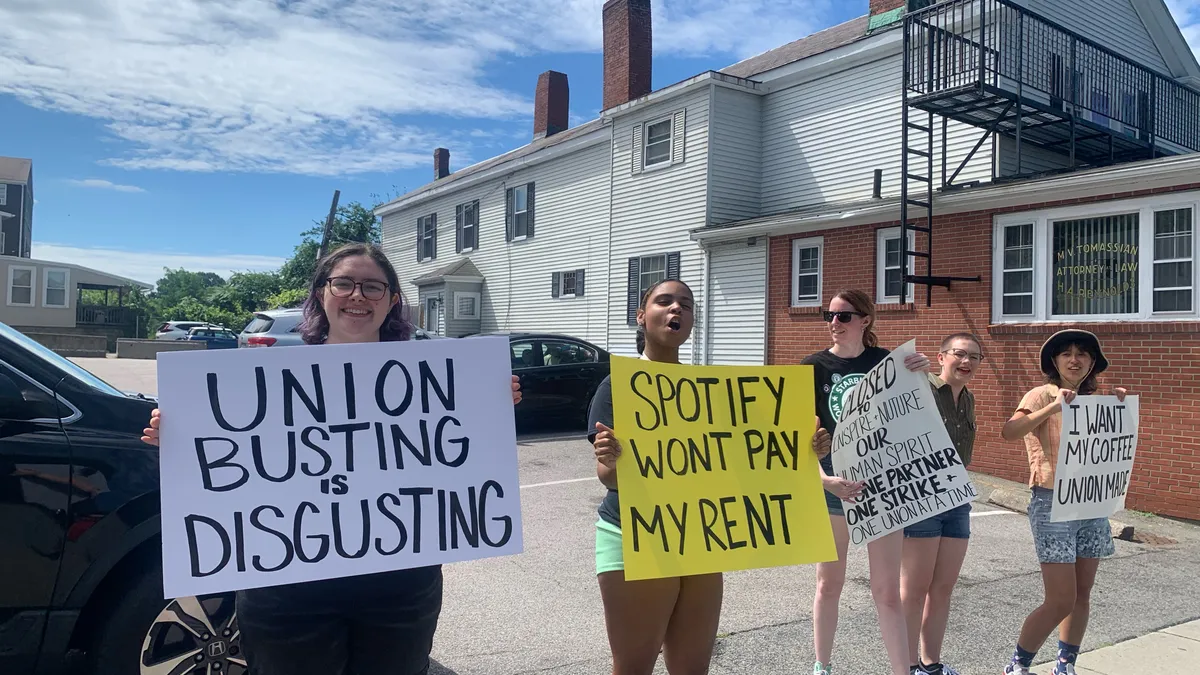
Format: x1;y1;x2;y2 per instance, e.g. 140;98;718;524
830;340;976;546
611;357;836;581
1051;395;1140;522
155;336;523;598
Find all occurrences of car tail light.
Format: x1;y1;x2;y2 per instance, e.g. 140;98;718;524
247;336;277;347
67;514;102;542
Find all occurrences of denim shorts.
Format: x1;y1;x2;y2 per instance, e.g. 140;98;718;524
903;502;971;539
825;488;845;516
1027;487;1115;564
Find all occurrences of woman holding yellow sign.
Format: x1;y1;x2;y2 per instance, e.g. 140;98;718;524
588;277;833;675
802;289;931;675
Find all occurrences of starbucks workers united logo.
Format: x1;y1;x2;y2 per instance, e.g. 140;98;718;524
828;372;865;423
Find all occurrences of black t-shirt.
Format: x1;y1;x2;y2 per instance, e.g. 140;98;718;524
586;376;622;527
802;347;891;475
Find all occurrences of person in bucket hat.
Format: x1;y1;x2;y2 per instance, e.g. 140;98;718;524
998;329;1128;675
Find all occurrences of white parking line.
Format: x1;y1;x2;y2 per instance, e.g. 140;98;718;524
520;477;596;489
971;509;1021;518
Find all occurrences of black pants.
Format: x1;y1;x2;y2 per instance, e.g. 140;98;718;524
236;566;443;675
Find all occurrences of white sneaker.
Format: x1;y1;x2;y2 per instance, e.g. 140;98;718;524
1053;663;1077;675
1003;664;1030;675
813;662;830;675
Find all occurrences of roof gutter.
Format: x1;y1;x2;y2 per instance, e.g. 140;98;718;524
375;126;609;217
600;71;761;120
691;153;1200;243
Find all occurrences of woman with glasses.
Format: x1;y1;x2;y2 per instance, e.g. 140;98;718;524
142;243;523;675
899;333;983;675
802;289;930;675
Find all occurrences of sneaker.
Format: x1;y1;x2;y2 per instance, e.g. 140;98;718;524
813;662;830;675
1003;665;1030;675
921;663;961;675
1053;663;1076;675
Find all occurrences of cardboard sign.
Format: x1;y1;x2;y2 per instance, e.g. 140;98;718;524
1051;395;1140;522
156;336;523;598
611;357;836;581
830;340;976;546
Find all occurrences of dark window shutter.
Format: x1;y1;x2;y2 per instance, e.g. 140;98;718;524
551;272;561;298
626;257;641;326
576;269;585;297
667;251;681;279
526;183;535;239
455;204;463;254
431;213;438;260
416;216;423;262
471;200;480;250
505;188;513;242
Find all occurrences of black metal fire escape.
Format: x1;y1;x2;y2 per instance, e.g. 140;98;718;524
898;0;1200;306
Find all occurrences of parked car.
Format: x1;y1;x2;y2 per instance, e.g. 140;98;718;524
467;332;610;428
239;308;442;347
185;326;239;349
154;320;220;340
0;321;244;675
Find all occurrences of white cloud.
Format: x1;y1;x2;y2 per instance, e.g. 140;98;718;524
66;178;146;193
0;0;833;177
31;242;285;286
1166;1;1200;59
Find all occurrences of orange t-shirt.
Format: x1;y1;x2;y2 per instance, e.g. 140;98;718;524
1016;384;1062;489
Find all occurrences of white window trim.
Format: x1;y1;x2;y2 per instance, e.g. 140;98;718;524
791;237;824;307
42;268;70;309
992;191;1200;324
557;271;578;299
0;184;7;207
454;291;481;320
512;185;530;240
638;254;668;298
7;265;35;307
876;227;915;304
460;201;478;253
642;116;673;172
418;215;436;262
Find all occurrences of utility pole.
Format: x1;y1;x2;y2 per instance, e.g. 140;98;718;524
316;189;341;260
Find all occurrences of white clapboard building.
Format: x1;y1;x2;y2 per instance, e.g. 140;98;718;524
377;0;1200;366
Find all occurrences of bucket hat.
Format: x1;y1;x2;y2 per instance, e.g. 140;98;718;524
1039;329;1109;378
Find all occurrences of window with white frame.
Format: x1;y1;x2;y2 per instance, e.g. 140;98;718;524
876;227;914;303
560;270;577;297
643;118;672;168
993;195;1199;322
791;237;823;307
639;254;667;297
417;214;436;261
8;266;34;306
511;184;530;239
0;184;7;206
43;268;69;308
454;291;480;320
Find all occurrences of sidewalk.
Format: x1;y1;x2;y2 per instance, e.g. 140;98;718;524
1033;619;1200;674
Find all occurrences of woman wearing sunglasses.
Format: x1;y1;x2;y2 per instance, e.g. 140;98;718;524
802;289;931;675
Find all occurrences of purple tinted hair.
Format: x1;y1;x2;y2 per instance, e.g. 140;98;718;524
300;242;412;344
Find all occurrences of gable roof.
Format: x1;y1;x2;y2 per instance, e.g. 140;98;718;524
412;257;484;286
721;15;871;79
0;157;32;184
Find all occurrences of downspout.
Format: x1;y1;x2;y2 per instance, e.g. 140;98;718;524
603;117;616;352
701;241;712;365
761;235;770;365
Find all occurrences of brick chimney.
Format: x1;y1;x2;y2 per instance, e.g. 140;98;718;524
868;0;907;31
534;71;570;140
602;0;652;111
434;148;450;180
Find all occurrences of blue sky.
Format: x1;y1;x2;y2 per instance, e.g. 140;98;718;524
2;0;1198;286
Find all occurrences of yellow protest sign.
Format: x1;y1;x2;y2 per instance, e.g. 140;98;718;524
611;356;837;581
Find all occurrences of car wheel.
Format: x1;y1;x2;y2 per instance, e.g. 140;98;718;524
89;564;245;675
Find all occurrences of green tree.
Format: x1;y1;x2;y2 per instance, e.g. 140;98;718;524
279;202;382;289
152;268;227;306
266;287;309;309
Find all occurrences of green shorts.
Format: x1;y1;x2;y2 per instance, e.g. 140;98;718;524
595;519;624;575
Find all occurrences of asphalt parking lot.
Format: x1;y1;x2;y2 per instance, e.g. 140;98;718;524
74;357;1200;674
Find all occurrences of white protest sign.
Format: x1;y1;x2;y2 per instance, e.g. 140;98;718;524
830;340;976;546
155;335;523;598
1050;395;1139;522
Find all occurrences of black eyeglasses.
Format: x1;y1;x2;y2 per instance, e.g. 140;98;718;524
326;277;390;301
822;310;867;323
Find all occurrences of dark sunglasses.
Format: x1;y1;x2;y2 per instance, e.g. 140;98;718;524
326;276;391;301
822;310;867;323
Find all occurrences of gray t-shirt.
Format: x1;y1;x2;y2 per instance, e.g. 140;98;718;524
586;376;622;527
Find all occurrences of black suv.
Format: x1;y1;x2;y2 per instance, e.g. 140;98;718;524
0;323;242;675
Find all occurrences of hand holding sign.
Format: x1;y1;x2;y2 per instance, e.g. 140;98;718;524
1051;394;1139;522
830;340;976;546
